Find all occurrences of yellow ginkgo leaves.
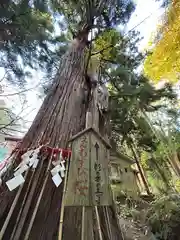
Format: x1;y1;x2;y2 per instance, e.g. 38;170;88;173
144;1;180;83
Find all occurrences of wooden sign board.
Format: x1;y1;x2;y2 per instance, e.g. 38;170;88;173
64;128;112;206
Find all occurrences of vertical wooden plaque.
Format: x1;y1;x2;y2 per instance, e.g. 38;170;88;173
64;128;112;206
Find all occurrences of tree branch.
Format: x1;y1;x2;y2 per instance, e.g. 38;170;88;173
0;101;35;134
0;87;38;97
0;78;50;97
101;58;117;64
91;44;113;56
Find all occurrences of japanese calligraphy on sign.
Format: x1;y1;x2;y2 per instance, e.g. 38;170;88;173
64;128;111;206
74;135;88;196
94;163;103;205
64;133;90;206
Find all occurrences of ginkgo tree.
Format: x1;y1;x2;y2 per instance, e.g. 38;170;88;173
144;0;180;82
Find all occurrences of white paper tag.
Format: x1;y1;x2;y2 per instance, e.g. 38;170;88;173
59;151;63;162
22;147;41;167
29;158;35;167
52;173;62;187
32;158;39;169
29;154;38;167
6;174;25;191
52;161;57;166
15;150;35;171
51;165;61;176
60;162;65;177
52;159;65;166
60;162;65;171
14;164;29;176
60;169;65;178
21;150;34;162
52;160;61;166
51;163;65;177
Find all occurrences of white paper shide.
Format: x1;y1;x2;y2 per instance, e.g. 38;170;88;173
5;148;66;191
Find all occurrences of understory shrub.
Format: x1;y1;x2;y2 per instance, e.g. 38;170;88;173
146;194;180;240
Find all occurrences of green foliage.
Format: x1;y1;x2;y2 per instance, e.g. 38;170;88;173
147;194;180;240
108;57;179;194
109;73;176;151
50;0;135;33
144;161;172;194
118;196;150;222
0;0;56;85
93;29;120;62
0;0;137;86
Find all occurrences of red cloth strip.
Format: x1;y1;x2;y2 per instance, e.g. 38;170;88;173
12;145;71;159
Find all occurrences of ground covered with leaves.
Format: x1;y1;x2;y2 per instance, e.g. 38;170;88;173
116;194;180;240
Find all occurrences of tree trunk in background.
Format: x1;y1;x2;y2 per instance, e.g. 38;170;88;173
171;152;180;177
150;157;172;192
129;143;151;195
0;35;123;239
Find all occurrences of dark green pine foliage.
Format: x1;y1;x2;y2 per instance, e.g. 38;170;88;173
109;70;177;152
0;0;136;86
0;0;57;86
108;61;177;192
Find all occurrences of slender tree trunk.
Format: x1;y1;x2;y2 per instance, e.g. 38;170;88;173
171;152;180;177
0;34;123;239
129;143;151;195
150;157;172;192
142;110;180;178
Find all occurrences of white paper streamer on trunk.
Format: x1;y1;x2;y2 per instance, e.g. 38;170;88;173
14;147;41;170
15;149;34;171
5;147;41;192
60;162;65;177
14;150;34;171
52;150;64;166
51;159;65;187
14;164;29;176
52;173;62;187
32;158;39;169
52;160;60;166
4;146;69;191
60;170;65;178
6;174;25;191
51;163;65;177
60;161;65;171
51;165;61;176
21;150;34;163
29;155;38;167
28;147;41;166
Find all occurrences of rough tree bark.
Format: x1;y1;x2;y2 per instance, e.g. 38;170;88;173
0;29;123;240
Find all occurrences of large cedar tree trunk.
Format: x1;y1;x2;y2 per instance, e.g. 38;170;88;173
0;34;122;240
